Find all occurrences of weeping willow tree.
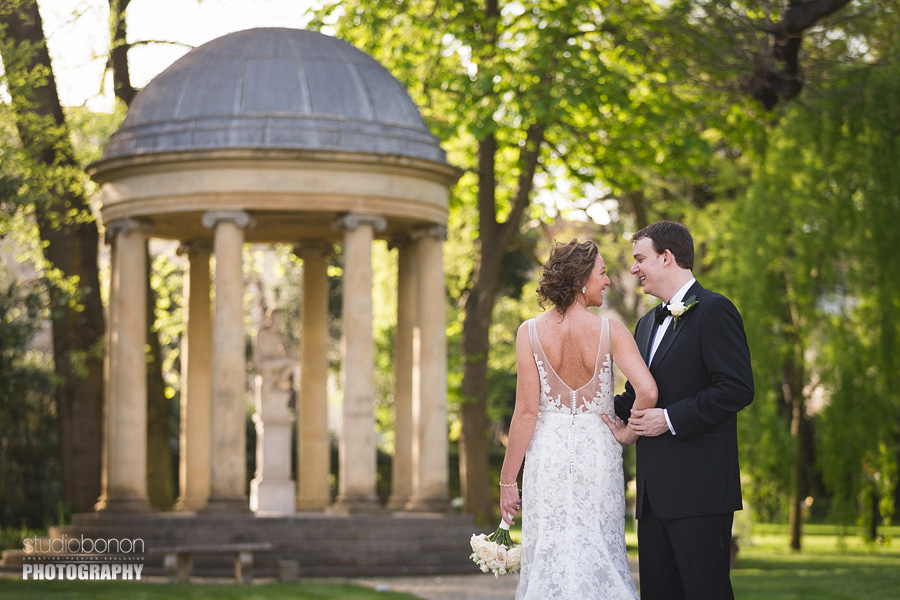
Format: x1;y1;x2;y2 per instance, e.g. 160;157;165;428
727;63;900;546
812;65;900;540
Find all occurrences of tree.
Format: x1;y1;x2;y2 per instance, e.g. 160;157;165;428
0;0;104;513
308;0;900;535
660;0;879;110
657;0;900;549
809;63;900;541
312;0;734;521
716;56;900;548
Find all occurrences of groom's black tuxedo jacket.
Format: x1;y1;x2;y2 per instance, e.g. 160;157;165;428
615;281;754;521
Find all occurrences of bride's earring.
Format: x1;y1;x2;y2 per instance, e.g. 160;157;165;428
582;286;586;294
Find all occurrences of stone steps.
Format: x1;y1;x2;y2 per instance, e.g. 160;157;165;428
1;511;486;579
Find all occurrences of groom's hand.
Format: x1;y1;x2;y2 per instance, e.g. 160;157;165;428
628;408;668;438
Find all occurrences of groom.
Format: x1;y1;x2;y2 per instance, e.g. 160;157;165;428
614;221;753;600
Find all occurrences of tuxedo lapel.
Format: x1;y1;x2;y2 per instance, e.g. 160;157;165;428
650;281;703;370
649;318;684;369
638;315;654;363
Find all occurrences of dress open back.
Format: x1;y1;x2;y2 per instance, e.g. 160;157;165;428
516;317;638;599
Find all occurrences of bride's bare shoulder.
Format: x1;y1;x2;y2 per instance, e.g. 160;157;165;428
606;318;630;335
606;318;639;350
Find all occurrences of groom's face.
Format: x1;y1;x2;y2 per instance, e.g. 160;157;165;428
631;237;665;299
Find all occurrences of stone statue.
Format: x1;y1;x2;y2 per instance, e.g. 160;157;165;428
254;309;295;393
250;308;297;514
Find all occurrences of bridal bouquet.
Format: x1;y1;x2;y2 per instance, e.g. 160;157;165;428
469;520;521;577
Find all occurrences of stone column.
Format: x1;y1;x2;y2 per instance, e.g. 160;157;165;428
174;241;212;511
202;211;252;512
387;236;417;510
331;214;386;513
295;242;333;511
407;225;450;512
96;218;152;513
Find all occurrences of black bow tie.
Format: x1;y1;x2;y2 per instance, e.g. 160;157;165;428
654;303;672;326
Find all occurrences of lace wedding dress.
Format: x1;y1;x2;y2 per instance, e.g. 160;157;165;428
516;318;638;600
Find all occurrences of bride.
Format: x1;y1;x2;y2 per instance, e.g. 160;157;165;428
499;239;657;599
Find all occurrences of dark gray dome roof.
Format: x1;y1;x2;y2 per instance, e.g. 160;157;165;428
101;28;446;163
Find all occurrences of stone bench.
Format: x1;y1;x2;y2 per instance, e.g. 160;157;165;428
149;542;273;584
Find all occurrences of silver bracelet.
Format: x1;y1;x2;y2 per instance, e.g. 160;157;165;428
499;481;518;488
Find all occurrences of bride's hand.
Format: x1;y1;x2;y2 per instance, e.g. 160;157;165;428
602;414;639;445
499;485;521;525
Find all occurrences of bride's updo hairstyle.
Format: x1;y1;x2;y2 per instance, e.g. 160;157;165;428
537;239;598;316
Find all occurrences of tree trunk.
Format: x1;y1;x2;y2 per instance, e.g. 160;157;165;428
894;445;900;528
0;0;104;512
782;266;812;552
458;121;544;522
459;244;510;523
867;485;879;542
785;365;807;552
459;284;497;524
108;0;136;105
458;133;500;523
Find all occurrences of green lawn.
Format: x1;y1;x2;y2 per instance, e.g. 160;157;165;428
2;523;897;599
0;579;420;599
730;523;900;600
516;520;899;598
625;521;900;599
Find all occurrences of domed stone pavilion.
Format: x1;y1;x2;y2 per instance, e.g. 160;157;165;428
77;28;474;577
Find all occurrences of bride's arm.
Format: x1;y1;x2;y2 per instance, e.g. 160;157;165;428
604;319;658;444
499;322;540;524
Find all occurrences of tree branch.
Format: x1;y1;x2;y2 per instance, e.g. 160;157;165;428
747;0;853;109
783;0;853;33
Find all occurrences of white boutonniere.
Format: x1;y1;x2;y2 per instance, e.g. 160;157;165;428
667;295;698;331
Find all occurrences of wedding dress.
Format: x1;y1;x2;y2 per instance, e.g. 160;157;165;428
516;318;638;600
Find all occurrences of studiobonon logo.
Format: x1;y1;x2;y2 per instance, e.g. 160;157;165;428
22;535;145;581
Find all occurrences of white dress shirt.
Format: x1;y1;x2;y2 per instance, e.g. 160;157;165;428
649;278;695;435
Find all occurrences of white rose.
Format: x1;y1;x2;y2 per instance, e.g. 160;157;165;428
506;546;522;570
470;533;487;553
495;545;507;568
477;541;498;564
667;300;686;316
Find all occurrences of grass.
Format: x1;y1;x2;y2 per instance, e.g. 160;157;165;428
0;579;421;599
1;522;897;599
730;523;900;599
518;519;900;598
625;521;900;599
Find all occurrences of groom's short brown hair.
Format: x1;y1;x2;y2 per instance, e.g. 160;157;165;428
632;221;694;270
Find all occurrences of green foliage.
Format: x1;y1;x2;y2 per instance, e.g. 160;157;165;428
809;64;900;532
0;269;58;528
66;103;127;167
308;6;745;519
0;523;42;552
722;61;900;530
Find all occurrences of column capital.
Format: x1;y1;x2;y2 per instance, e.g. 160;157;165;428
202;210;254;230
410;224;447;242
177;239;214;256
293;240;335;260
104;218;153;245
331;213;387;233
